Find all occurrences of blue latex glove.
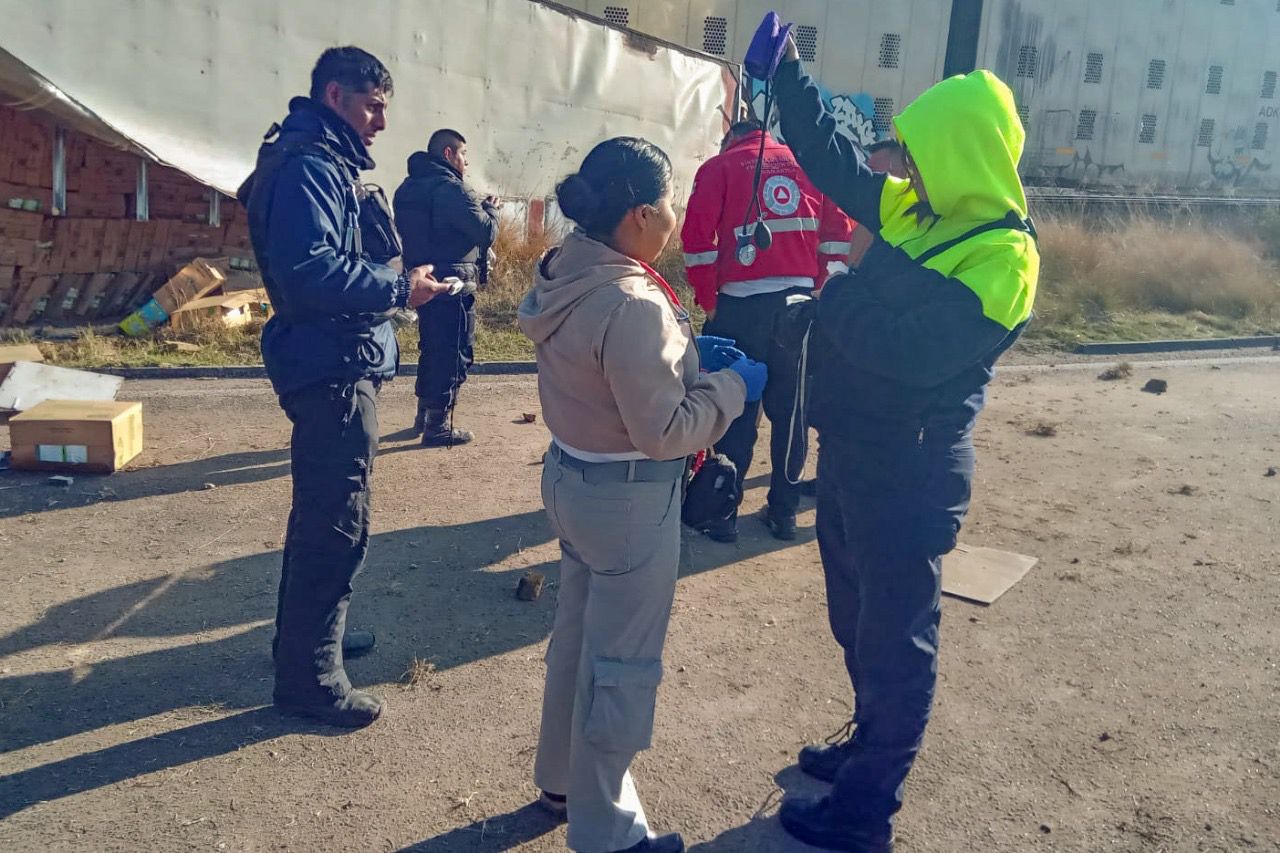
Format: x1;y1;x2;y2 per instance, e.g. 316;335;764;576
744;12;794;81
726;355;768;402
696;335;737;366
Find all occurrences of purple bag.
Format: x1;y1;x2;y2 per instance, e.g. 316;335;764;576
744;11;794;81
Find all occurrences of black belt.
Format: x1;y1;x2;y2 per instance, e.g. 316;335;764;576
549;443;685;484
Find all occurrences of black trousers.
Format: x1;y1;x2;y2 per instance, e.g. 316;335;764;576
702;289;808;518
416;292;476;412
814;427;975;835
273;379;379;700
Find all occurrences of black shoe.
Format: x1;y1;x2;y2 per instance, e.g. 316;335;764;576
761;506;797;540
421;409;474;447
273;688;384;728
411;403;428;437
536;790;567;822
273;629;376;662
799;718;858;783
800;478;818;498
342;629;376;659
697;517;738;543
779;796;894;852
616;833;685;853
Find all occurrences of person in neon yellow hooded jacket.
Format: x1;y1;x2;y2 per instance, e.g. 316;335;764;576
763;42;1040;853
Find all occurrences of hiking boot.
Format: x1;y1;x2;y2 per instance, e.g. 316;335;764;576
779;796;894;852
273;629;377;662
421;409;474;447
411;402;429;436
761;505;797;540
273;687;384;728
342;629;376;659
799;718;857;783
697;517;738;543
616;834;685;853
536;790;567;822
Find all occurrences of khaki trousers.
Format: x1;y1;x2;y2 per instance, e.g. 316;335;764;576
534;449;683;853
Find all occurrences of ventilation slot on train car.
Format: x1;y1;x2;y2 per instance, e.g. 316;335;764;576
603;6;630;27
1017;104;1031;127
703;16;728;56
1198;119;1216;147
796;25;819;62
1254;123;1270;150
1085;52;1104;84
1075;109;1097;141
1206;65;1224;95
1147;59;1166;89
873;98;895;136
1139;114;1158;144
1262;71;1277;99
879;33;902;68
1219;0;1234;5
1017;45;1039;78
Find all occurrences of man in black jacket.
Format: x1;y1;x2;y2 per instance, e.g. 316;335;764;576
393;129;500;446
239;47;446;728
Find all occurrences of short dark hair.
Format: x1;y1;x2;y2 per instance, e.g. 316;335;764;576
723;120;764;147
428;129;467;157
556;137;672;240
309;47;394;101
867;139;903;154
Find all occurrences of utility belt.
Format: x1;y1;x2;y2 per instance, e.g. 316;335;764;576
549;443;685;484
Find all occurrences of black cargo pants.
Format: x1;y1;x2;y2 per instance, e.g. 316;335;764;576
273;379;379;702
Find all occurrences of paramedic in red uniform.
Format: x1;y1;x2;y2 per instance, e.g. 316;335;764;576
681;120;854;542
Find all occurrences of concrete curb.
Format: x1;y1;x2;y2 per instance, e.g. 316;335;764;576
100;362;538;380
1074;336;1279;355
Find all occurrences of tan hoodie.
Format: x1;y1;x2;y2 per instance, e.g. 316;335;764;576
518;231;746;461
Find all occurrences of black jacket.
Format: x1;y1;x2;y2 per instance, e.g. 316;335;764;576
392;153;499;282
238;97;405;396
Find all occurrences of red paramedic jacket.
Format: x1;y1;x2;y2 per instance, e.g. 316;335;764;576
681;130;855;313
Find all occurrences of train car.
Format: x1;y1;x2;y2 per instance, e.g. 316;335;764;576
558;0;1280;197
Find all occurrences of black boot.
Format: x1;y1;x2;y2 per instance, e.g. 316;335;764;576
779;796;894;852
411;401;428;436
616;834;685;853
421;408;474;447
761;504;797;541
799;718;858;782
273;629;376;661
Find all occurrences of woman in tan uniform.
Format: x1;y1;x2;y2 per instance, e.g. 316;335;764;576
518;137;766;853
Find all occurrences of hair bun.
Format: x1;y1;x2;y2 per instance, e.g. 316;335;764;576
556;173;603;227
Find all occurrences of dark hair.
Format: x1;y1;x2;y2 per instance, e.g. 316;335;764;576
556;137;672;239
309;47;394;101
867;139;903;154
722;119;764;147
428;128;467;157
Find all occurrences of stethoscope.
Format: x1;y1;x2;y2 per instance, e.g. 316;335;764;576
735;79;775;267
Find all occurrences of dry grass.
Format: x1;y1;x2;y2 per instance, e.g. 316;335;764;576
400;657;440;690
1029;212;1280;345
15;213;1280;369
1097;362;1134;381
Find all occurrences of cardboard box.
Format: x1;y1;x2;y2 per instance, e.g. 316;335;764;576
119;297;169;337
9;400;143;473
0;343;43;385
152;258;225;314
0;361;123;413
170;289;266;329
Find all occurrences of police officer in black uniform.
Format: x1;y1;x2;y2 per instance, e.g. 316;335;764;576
239;47;447;727
393;128;500;446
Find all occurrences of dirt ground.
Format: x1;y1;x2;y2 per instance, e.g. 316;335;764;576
1;355;1277;852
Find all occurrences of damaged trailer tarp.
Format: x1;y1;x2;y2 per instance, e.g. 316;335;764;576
0;0;739;202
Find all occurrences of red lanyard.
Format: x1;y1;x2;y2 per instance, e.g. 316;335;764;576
637;260;683;310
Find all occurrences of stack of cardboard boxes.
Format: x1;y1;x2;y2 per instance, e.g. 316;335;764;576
0;103;254;328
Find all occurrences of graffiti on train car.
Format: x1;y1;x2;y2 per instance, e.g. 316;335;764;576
748;78;883;148
1206;122;1273;189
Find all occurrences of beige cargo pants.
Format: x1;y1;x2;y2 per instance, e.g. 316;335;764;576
534;447;684;853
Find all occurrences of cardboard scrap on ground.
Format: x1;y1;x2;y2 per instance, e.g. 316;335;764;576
0;343;44;385
0;361;123;414
169;288;269;329
942;544;1038;605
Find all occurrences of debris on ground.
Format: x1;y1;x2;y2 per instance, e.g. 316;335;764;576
516;570;546;601
1098;362;1133;381
1027;422;1058;438
202;482;217;490
164;340;203;353
47;475;74;487
1265;467;1277;478
400;658;440;690
1170;484;1199;497
519;412;538;424
1142;378;1169;395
